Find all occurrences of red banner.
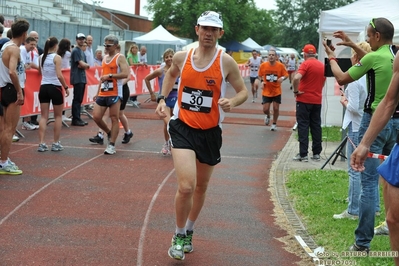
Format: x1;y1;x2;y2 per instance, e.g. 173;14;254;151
21;64;249;117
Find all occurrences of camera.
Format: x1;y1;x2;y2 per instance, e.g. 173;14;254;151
326;39;332;46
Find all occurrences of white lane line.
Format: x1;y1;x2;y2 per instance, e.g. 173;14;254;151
137;168;175;266
0;154;103;226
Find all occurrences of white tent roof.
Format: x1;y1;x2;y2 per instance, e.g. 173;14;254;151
182;41;226;51
241;37;262;49
319;0;399;41
133;25;187;45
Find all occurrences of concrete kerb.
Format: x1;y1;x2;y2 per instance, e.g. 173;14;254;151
269;132;348;264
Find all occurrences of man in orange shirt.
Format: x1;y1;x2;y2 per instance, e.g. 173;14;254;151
258;49;288;131
92;35;129;155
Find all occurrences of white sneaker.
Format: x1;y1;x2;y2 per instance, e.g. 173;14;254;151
22;121;36;130
270;124;277;131
12;134;19;142
264;116;270;125
104;144;116;155
333;210;358;220
62;115;72;122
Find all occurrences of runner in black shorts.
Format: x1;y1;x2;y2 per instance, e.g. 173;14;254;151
0;83;24;107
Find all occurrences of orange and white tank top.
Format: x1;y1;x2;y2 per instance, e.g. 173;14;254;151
99;53;122;97
172;48;226;130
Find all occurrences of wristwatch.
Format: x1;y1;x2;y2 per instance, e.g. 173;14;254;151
64;86;68;90
157;95;166;103
109;74;113;78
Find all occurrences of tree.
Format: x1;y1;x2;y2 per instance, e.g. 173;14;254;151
272;0;356;51
145;0;276;45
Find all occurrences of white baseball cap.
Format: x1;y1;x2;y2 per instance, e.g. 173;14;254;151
197;11;223;28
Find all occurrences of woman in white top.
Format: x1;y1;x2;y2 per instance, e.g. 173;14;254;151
37;37;69;152
57;38;72;122
57;38;71;69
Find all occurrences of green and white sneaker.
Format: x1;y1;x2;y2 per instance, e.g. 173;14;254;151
374;221;389;235
184;230;194;253
168;233;185;260
0;162;22;175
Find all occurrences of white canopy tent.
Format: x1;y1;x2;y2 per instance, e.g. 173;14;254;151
318;0;399;58
133;25;187;45
241;37;263;50
182;41;226;51
318;0;399;126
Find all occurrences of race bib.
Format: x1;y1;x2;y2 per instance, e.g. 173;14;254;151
266;74;278;82
101;80;114;92
288;66;295;71
181;86;213;113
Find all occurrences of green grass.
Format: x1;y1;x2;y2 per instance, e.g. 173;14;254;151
296;126;344;142
322;126;344;142
287;169;394;266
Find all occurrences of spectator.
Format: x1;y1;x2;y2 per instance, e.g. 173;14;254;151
57;38;72;122
70;33;90;126
126;43;141;107
333;42;381;220
324;18;398;253
84;35;94;67
94;49;103;66
20;36;40;130
292;44;326;162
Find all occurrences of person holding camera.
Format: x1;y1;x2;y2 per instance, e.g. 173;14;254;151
324;17;399;254
332;42;381;220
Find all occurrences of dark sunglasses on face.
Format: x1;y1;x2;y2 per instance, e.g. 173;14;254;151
104;43;114;48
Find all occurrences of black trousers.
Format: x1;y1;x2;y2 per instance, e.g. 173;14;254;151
72;83;86;121
296;102;322;157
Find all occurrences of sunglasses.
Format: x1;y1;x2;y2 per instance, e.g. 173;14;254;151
103;43;114;48
370;18;378;32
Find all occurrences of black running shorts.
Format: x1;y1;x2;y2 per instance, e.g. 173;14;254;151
1;83;24;107
168;118;222;166
38;84;64;105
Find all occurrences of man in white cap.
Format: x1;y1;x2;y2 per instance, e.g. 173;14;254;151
155;10;248;260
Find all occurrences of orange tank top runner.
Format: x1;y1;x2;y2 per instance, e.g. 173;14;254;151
99;53;123;98
174;48;227;130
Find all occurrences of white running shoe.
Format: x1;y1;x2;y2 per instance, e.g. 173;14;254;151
62;115;72;122
270;124;277;131
22;121;37;130
264;116;270;125
12;134;19;142
104;144;116;155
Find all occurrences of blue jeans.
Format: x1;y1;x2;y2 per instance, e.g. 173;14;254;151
346;122;380;215
355;113;396;247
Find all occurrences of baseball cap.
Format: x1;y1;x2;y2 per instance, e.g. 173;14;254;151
302;44;316;54
197;11;223;28
76;33;86;39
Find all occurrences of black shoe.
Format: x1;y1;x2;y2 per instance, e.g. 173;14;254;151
79;119;88;125
349;243;370;253
89;134;104;145
71;120;85;126
122;131;134;144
